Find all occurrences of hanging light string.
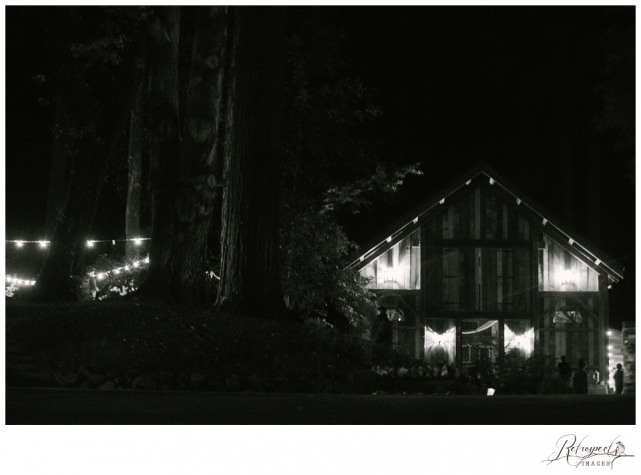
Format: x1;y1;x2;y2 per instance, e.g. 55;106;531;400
349;172;623;283
6;256;150;288
6;237;151;248
6;256;220;288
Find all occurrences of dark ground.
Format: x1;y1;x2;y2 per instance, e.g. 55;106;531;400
5;388;635;425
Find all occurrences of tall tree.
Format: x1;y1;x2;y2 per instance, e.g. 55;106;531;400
36;7;142;299
216;7;287;317
140;6;181;298
139;6;229;305
125;55;146;260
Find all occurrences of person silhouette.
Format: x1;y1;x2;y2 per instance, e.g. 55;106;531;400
613;363;624;395
557;355;572;394
86;266;97;300
573;358;588;394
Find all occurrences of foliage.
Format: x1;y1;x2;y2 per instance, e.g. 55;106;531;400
323;163;422;214
6;301;408;394
281;209;378;326
279;8;422;327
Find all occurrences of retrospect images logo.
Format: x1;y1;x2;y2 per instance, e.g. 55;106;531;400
543;434;633;469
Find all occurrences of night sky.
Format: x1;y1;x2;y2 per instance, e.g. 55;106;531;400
3;6;635;326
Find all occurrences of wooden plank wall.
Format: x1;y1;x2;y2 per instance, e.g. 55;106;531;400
359;230;422;290
538;234;599;292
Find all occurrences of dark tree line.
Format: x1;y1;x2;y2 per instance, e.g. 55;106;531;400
28;6;419;326
34;6;288;317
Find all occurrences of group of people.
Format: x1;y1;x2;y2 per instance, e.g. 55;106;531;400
557;355;624;394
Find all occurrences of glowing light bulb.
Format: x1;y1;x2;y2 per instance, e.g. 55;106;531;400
16;241;23;248
133;261;139;268
87;240;94;248
113;269;120;274
608;345;613;350
134;238;142;246
607;331;612;336
124;266;130;271
97;273;105;280
39;241;47;248
144;256;149;263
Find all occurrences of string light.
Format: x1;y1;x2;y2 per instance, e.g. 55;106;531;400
87;240;94;248
6;237;151;246
5;275;36;287
6;256;152;293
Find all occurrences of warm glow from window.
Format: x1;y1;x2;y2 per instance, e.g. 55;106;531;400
424;325;456;364
504;326;534;357
561;269;574;283
381;266;400;283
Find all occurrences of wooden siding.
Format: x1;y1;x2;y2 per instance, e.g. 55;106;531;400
360;229;421;290
538;234;599;292
361;175;610;375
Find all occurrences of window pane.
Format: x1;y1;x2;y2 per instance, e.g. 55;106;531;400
461;319;499;373
359;229;420;290
504;320;534;358
424;318;456;366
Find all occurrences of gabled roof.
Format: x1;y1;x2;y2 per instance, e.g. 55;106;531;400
349;162;624;283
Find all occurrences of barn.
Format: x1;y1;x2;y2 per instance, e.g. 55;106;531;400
351;164;624;383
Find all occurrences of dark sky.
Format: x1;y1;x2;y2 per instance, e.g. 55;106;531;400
4;6;635;325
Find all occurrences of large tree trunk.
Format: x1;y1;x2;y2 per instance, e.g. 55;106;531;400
140;6;230;306
139;6;182;299
125;57;146;260
216;6;286;317
170;6;229;305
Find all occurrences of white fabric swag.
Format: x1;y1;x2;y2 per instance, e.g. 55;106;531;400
462;320;498;335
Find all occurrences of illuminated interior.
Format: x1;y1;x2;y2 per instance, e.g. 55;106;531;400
360;229;420;290
504;320;534;357
461;319;498;370
424;319;455;365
